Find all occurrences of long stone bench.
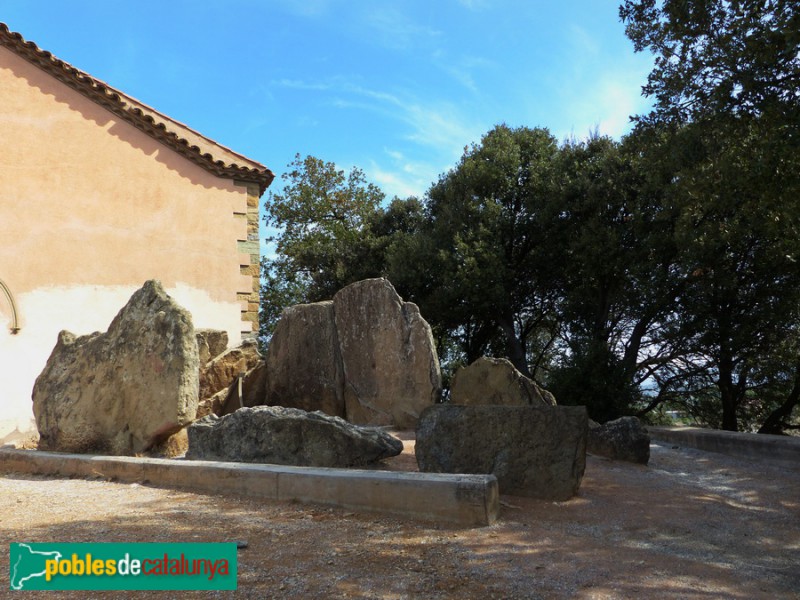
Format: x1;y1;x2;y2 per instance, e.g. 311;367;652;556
647;426;800;466
0;448;498;527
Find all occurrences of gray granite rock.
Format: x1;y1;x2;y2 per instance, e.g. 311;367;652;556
333;278;441;428
186;406;403;467
265;301;345;418
587;416;650;464
264;278;441;428
415;404;587;500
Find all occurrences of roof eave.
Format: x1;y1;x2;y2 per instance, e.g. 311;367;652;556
0;23;274;196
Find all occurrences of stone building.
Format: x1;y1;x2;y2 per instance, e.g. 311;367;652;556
0;23;274;439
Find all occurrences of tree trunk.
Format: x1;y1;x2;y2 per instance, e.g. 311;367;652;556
498;313;531;377
758;359;800;435
717;353;739;431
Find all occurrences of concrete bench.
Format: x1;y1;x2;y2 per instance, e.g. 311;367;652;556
0;448;498;527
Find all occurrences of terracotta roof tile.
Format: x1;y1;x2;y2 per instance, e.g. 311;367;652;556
0;23;274;195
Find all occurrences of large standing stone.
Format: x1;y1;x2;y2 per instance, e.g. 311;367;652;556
415;405;587;500
32;280;199;455
587;416;650;464
263;279;442;428
186;406;403;467
450;357;556;406
334;279;441;428
265;302;345;418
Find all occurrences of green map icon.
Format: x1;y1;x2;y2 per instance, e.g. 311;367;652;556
10;543;62;590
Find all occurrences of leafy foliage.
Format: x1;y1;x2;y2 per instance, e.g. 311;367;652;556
387;125;563;380
620;0;800;123
621;0;800;431
260;154;385;339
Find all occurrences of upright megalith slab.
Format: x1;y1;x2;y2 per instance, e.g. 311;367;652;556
265;301;345;418
450;356;556;407
32;280;199;455
264;278;441;428
333;279;441;428
415;405;588;500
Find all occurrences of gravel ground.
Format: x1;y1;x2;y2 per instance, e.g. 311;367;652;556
1;441;798;599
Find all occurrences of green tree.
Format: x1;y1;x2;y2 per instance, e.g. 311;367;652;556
546;133;682;422
620;0;799;123
667;116;800;430
621;0;800;430
388;125;562;381
260;154;385;339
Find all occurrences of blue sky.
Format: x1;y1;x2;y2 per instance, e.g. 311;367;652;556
3;0;654;200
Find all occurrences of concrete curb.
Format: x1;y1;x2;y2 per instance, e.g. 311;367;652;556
647;426;800;466
0;448;499;527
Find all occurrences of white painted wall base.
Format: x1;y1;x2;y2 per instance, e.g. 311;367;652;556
0;283;242;439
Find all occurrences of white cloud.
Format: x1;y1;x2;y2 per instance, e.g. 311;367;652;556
368;163;426;199
285;77;481;160
359;6;442;51
561;67;650;140
268;75;482;198
456;0;491;10
272;79;334;92
550;23;654;140
367;150;442;200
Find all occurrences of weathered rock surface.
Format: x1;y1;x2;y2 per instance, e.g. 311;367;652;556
415;405;588;500
199;340;261;404
239;362;268;410
265;302;345;418
196;329;228;366
197;361;268;419
333;279;441;428
186;406;403;467
450;357;556;407
33;280;199;455
265;278;441;428
587;416;650;464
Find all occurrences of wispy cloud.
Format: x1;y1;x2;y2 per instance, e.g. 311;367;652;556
269;0;333;18
367;162;427;199
435;54;495;94
456;0;491;10
551;24;652;140
560;66;651;140
568;24;601;57
359;5;442;51
272;79;335;92
281;77;481;158
367;149;443;199
270;75;477;198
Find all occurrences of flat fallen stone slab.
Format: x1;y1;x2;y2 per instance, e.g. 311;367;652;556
0;448;498;527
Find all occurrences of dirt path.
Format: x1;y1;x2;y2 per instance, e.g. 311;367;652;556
1;441;798;599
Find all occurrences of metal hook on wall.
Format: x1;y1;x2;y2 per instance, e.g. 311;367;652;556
0;278;20;334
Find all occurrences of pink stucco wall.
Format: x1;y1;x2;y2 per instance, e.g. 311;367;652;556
0;46;255;437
